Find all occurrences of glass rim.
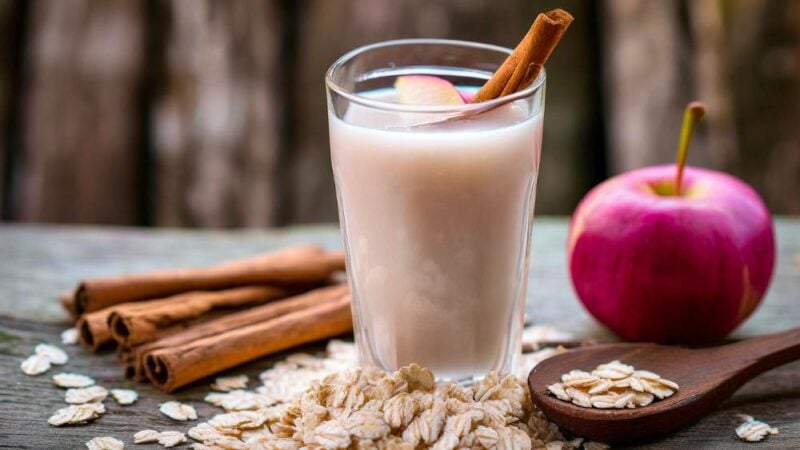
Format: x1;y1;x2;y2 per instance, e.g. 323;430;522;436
325;38;546;114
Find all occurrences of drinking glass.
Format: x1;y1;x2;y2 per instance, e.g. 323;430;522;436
326;39;545;382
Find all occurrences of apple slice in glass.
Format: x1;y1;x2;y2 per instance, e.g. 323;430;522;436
394;75;467;105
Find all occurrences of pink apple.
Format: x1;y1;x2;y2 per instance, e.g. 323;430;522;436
394;75;467;105
568;164;775;344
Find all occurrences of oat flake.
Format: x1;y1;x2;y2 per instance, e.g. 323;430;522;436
35;343;69;365
21;354;51;376
736;414;779;442
110;388;138;406
210;374;249;392
159;401;197;421
61;327;79;345
85;436;124;450
187;423;223;442
53;372;95;388
48;403;105;426
205;389;267;411
132;429;160;444
65;385;108;404
158;431;187;447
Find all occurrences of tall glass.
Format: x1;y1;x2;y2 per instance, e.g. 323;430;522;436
326;39;545;382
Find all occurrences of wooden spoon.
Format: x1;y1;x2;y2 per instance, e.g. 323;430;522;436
528;327;800;443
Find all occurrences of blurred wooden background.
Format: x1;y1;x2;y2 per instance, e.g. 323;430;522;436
0;0;798;227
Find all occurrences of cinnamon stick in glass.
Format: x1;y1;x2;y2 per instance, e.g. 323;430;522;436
141;284;351;392
73;245;345;315
472;8;573;103
108;285;292;347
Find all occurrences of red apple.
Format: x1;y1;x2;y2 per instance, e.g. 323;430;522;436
568;104;775;344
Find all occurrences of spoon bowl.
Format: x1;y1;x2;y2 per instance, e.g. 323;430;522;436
528;327;800;442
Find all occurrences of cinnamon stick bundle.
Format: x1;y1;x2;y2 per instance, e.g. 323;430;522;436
123;284;349;381
73;245;345;315
472;8;573;102
108;285;291;347
141;284;351;392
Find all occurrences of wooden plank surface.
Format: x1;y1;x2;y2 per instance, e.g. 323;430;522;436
0;218;798;448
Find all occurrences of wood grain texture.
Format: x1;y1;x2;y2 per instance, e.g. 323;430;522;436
0;219;798;448
289;0;603;223
18;0;145;224
151;0;283;227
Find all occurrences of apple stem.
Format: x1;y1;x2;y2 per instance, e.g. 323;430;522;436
675;102;706;196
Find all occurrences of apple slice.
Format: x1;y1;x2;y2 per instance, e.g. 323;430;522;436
394;75;466;105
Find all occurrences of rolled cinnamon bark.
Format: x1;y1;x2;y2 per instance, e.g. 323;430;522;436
472;8;573;102
73;245;345;315
76;309;115;351
108;285;291;347
142;284;351;392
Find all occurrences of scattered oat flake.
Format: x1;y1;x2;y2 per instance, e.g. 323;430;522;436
21;354;51;375
736;414;779;442
160;401;197;421
36;343;69;365
205;390;266;411
133;429;160;444
158;431;187;447
66;385;108;404
85;436;124;450
61;327;79;345
210;374;249;392
48;403;105;426
187;423;223;442
110;388;138;405
53;372;95;388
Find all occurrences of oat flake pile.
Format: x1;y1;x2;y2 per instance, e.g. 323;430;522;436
187;341;605;450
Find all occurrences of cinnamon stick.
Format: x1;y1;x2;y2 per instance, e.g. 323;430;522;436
76;309;115;351
472;8;573;103
108;285;292;347
73;245;345;315
142;284;351;392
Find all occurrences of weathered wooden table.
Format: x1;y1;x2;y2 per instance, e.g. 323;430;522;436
1;219;798;449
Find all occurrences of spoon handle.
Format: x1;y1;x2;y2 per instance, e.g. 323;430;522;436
724;326;800;378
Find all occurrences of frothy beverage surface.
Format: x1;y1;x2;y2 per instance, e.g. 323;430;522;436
330;90;543;379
